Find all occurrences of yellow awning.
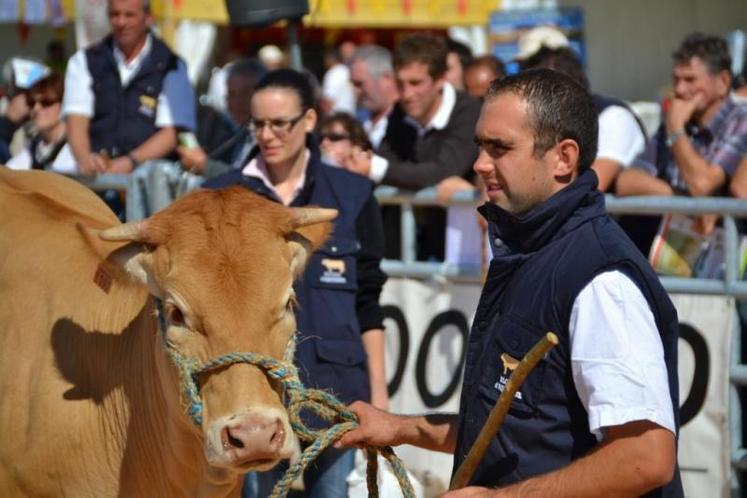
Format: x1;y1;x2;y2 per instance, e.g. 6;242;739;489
44;0;498;27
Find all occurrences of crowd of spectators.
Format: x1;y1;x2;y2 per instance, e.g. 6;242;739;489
2;2;747;495
2;0;747;273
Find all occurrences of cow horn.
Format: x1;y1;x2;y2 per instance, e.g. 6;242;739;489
289;207;338;228
99;220;148;242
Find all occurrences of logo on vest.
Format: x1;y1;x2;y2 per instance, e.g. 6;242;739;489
494;352;523;400
138;94;157;118
320;258;347;284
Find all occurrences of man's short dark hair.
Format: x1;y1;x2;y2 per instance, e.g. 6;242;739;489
446;38;474;69
673;32;732;75
484;68;598;172
393;33;448;80
227;58;267;86
520;46;589;90
466;55;506;80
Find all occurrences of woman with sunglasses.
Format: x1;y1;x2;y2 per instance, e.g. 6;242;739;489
205;69;388;498
318;112;372;167
6;72;77;173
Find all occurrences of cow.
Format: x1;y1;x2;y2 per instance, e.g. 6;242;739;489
0;167;336;497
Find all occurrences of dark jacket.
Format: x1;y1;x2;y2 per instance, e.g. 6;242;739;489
378;89;481;190
204;138;387;409
85;34;178;157
454;170;683;497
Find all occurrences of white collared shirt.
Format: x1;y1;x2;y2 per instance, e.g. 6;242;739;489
570;270;676;440
369;82;457;183
241;150;309;206
62;33;195;130
364;113;389;150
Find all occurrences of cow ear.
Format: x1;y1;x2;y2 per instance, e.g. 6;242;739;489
286;221;333;278
108;243;163;298
288;206;338;229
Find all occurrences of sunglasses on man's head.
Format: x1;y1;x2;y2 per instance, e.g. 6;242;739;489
26;96;59;108
320;132;351;142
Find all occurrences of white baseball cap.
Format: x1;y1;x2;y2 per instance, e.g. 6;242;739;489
2;57;50;90
515;26;570;61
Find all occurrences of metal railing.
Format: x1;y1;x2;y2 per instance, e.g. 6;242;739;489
72;172;747;494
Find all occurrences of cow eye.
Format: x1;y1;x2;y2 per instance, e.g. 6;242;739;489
166;304;186;326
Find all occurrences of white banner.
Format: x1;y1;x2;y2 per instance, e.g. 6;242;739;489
673;294;733;498
382;278;734;497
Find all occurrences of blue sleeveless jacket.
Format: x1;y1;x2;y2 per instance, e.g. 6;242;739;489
454;170;683;497
204;144;374;409
85;34;178;157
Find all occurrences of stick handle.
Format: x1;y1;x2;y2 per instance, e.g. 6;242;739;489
449;332;559;490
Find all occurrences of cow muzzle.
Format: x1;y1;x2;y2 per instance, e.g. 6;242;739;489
205;408;300;471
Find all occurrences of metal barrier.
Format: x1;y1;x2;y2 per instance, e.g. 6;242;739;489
72;173;747;494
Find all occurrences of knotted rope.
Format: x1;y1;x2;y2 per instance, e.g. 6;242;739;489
165;339;416;498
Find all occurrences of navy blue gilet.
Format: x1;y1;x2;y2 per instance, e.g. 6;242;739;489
204;145;374;408
454;170;683;497
85;34;178;157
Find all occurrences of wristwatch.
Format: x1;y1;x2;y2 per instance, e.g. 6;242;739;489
666;129;687;148
127;153;140;169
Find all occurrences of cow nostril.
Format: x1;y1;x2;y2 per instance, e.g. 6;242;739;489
269;419;285;448
222;427;245;450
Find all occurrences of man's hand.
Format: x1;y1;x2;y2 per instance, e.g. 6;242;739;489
6;93;30;124
177;145;208;175
436;176;476;206
342;146;372;177
666;93;703;132
334;401;406;449
77;153;108;176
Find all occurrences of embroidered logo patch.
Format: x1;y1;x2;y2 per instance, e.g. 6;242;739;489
320;258;346;284
138;94;156;117
495;352;523;400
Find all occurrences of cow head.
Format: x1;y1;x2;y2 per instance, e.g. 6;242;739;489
99;187;335;472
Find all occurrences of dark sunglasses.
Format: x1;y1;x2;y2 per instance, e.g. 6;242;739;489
26;96;59;108
320;132;351;142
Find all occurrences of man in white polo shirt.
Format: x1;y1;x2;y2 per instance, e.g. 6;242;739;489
62;0;195;176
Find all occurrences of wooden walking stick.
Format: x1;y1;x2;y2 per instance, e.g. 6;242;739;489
449;332;559;490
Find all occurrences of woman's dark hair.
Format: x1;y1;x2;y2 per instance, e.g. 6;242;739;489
28;71;64;103
320;112;372;151
253;68;316;110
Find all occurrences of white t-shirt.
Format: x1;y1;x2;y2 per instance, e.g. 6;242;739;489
62;34;196;130
570;270;676;441
597;105;646;167
6;142;78;174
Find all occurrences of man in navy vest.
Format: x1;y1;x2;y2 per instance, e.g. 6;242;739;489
337;69;683;497
62;0;195;176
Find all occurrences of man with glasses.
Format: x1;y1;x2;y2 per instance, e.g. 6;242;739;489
62;0;195;176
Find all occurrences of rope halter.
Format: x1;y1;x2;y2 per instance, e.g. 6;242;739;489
162;325;416;498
